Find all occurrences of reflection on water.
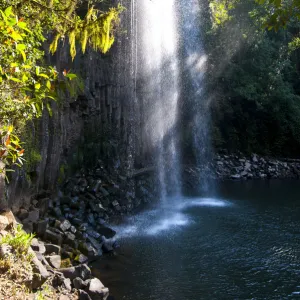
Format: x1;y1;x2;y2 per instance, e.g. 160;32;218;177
91;180;300;300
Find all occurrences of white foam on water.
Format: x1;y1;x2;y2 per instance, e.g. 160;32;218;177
112;197;231;239
146;212;189;236
179;197;231;209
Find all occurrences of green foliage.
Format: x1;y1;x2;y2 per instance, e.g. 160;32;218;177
0;125;25;180
206;0;300;156
209;0;237;28
0;1;122;173
49;4;124;60
0;224;35;256
255;0;299;31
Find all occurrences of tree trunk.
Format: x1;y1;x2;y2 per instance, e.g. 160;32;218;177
0;162;8;211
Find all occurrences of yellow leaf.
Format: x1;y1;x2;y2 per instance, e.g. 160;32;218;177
20;50;26;62
10;31;23;41
38;73;49;78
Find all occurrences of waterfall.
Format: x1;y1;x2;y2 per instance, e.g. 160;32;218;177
179;0;214;194
132;0;213;198
136;0;181;199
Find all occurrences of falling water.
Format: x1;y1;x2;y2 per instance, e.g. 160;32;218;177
136;0;181;199
179;0;214;194
132;0;213;198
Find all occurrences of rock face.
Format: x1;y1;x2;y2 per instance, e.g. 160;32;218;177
6;1;136;212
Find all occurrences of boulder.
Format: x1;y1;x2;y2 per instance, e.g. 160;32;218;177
60;219;72;232
45;243;61;255
87;229;101;239
30;248;50;289
33;219;48;237
63;278;72;291
2;211;18;227
45;255;61;269
31;238;46;254
59;264;91;281
0;216;9;231
85;278;109;300
73;277;86;289
45;229;63;246
79;242;98;258
87;236;103;256
76;253;88;264
65;232;77;248
79;289;92;300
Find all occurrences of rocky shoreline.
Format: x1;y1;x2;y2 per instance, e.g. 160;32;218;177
0;160;157;299
1;153;300;299
184;153;300;186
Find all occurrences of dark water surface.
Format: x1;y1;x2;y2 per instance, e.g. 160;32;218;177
92;180;300;300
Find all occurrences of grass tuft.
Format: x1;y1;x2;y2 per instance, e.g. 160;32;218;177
0;224;34;256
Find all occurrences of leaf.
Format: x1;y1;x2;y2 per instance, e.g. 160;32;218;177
8;125;13;133
38;73;49;78
10;31;23;41
4;6;13;17
46;80;51;90
66;73;77;80
0;10;7;22
22;74;28;82
19;50;26;62
34;82;41;90
16;43;26;51
35;66;40;76
17;21;27;29
10;77;22;82
274;0;281;7
46;102;52;116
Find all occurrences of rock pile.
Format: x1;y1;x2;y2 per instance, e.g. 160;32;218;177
184;152;300;186
214;153;300;179
4;160;157;299
0;212;111;300
15;160;156;262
